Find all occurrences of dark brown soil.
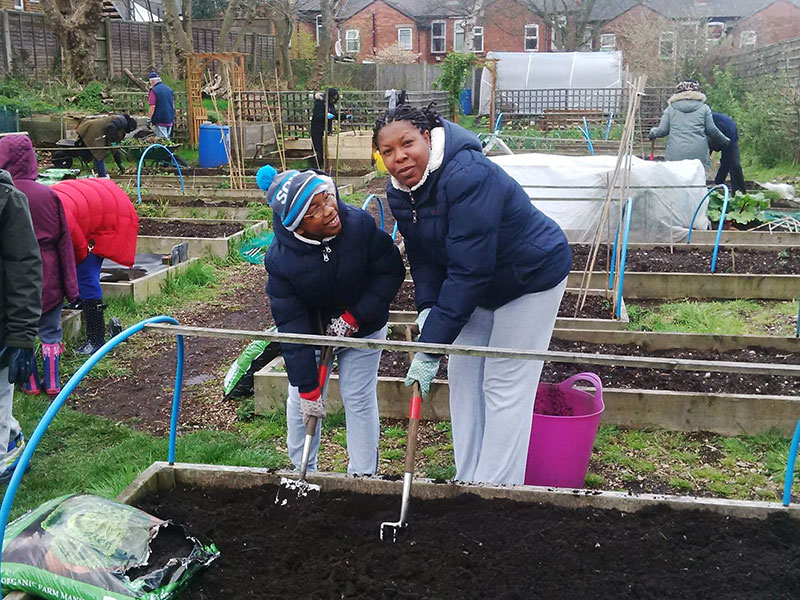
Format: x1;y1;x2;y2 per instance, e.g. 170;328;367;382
138;218;244;238
377;341;800;397
70;264;273;435
573;244;800;275
390;284;614;320
136;483;800;599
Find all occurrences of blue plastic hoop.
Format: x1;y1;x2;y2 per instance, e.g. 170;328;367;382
608;197;633;318
362;194;385;231
136;143;186;204
687;184;730;273
0;315;184;580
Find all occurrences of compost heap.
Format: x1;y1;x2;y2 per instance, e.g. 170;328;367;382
1;494;218;600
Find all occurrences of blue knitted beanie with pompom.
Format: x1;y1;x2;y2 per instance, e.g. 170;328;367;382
257;165;333;232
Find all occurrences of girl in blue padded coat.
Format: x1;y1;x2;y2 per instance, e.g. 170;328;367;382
258;165;404;475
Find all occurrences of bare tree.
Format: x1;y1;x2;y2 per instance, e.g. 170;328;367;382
309;0;334;89
40;0;104;85
265;0;295;85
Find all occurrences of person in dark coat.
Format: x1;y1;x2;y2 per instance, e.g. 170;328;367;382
375;103;573;485
310;88;350;170
0;166;42;481
75;114;137;177
147;72;175;140
258;164;404;475
0;134;78;396
709;112;746;195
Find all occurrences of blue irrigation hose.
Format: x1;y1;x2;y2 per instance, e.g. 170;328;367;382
686;184;730;273
136;143;185;204
391;221;398;242
579;117;594;155
605;112;614;140
0;315;184;580
494;112;504;134
783;417;800;506
361;194;385;231
616;198;633;319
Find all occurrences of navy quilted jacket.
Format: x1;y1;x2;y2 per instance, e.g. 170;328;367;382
265;198;405;393
386;119;572;346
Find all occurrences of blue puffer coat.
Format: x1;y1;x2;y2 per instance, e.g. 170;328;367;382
265;198;405;394
386;119;573;346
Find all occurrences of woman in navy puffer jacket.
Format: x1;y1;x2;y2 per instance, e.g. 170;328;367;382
259;165;404;476
375;104;572;485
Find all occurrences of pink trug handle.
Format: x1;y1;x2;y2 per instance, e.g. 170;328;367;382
560;372;603;400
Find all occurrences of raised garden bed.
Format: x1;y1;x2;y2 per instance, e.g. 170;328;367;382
254;329;800;435
100;257;198;302
121;463;800;600
136;218;269;259
390;286;627;330
573;244;800;275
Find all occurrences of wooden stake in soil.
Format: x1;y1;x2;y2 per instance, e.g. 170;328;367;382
261;73;285;171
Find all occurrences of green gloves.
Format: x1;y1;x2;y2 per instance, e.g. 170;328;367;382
415;308;431;333
405;352;440;399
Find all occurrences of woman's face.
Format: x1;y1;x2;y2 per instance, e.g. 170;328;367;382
376;121;431;189
295;190;341;239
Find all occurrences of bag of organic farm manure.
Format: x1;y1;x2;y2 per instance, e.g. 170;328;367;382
223;334;282;399
1;494;219;600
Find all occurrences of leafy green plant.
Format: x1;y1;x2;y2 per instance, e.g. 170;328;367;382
707;190;770;225
435;52;481;121
73;82;106;113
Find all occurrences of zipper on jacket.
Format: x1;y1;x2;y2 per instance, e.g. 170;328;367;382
322;243;332;262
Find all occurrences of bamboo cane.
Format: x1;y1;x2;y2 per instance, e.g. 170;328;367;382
260;73;285;171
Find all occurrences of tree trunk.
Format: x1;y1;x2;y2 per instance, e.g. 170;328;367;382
162;0;193;60
217;0;241;50
274;12;294;86
230;0;259;52
40;0;103;85
308;0;333;90
182;0;193;43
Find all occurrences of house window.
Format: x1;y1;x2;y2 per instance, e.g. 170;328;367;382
315;15;322;46
706;21;724;45
454;21;465;52
600;33;616;52
740;30;756;49
431;20;446;53
13;0;23;10
525;24;539;51
659;31;675;60
398;27;413;50
550;15;566;50
345;29;360;53
472;26;484;52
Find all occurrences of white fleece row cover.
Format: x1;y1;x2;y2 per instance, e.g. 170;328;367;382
489;153;709;243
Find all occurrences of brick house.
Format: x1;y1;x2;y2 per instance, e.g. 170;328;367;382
334;0;552;63
721;0;800;51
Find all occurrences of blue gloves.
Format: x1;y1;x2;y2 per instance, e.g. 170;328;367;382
405;352;440;399
0;346;36;386
345;113;353;120
327;112;335;120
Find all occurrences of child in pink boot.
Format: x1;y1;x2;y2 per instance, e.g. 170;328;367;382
0;134;78;396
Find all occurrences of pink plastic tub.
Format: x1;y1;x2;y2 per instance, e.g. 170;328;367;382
524;372;604;488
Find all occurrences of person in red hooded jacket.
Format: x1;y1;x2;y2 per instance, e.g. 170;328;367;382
0;134;79;394
52;178;139;355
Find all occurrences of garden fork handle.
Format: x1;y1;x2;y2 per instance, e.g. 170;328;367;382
404;325;422;473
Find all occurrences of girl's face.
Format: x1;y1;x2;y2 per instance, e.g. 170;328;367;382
376;120;431;188
295;190;341;239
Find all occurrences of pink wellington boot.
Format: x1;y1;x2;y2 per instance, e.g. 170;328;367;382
41;343;63;396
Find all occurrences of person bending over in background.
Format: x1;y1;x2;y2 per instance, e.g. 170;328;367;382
259;165;404;475
75;113;137;177
709;112;746;195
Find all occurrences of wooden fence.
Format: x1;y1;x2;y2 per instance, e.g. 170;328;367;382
238;90;451;139
727;36;800;83
0;11;275;80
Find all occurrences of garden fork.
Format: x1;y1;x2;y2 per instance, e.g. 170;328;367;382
380;326;423;542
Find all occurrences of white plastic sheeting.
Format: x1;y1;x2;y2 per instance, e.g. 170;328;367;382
489;153;709;243
479;51;623;115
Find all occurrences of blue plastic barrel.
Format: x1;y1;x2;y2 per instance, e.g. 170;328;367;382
459;89;472;115
198;124;230;168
